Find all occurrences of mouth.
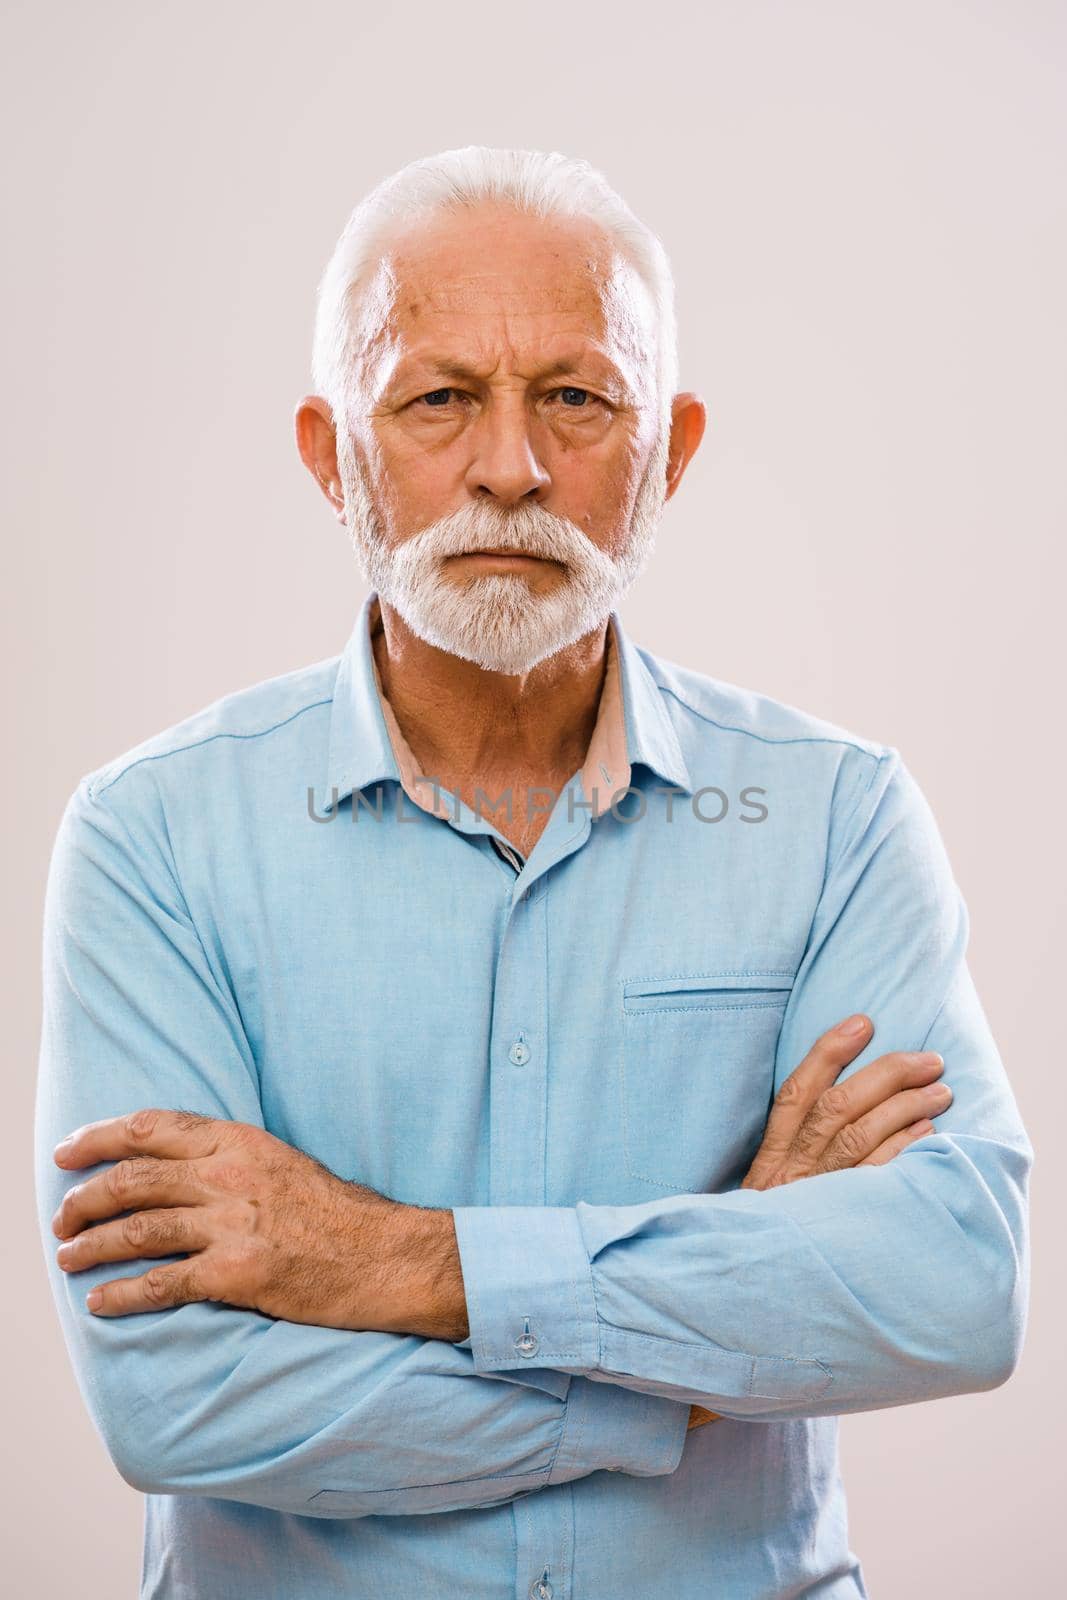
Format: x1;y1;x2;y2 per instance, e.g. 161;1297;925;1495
448;549;563;567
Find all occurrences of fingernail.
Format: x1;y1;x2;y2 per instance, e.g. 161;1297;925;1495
911;1119;935;1136
56;1242;75;1265
836;1015;869;1036
86;1289;102;1312
926;1083;953;1104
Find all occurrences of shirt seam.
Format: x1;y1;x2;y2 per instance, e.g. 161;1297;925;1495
87;696;335;799
654;679;890;758
623;969;795;982
626;1001;790;1016
822;747;895;887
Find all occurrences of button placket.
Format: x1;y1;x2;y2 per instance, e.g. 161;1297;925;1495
513;1484;566;1600
487;869;549;1209
482;838;569;1600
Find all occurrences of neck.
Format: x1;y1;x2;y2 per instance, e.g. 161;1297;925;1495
370;595;610;788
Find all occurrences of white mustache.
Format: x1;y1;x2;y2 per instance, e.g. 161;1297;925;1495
398;502;593;569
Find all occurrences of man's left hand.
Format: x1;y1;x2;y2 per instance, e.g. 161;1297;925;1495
52;1109;468;1337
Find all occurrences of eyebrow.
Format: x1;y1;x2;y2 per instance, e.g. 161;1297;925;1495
390;351;630;391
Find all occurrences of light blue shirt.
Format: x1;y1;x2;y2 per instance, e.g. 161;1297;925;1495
35;589;1031;1600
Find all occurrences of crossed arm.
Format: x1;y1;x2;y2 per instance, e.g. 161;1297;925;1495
35;753;1032;1516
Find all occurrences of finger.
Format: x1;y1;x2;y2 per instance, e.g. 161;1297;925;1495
861;1118;936;1167
54;1108;226;1171
53;1158;205;1239
56;1208;206;1273
815;1082;953;1173
780;1050;944;1175
742;1014;874;1186
84;1262;205;1317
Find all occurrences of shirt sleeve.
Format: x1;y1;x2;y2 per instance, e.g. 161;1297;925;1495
34;776;690;1520
452;747;1033;1421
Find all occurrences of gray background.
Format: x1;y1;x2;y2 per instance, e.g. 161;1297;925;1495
6;2;1062;1592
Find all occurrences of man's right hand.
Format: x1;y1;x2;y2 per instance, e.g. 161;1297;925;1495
686;1012;951;1431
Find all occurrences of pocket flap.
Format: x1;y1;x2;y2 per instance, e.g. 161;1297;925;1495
623;970;794;1013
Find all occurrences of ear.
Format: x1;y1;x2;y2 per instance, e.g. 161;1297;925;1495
294;396;346;522
664;392;707;502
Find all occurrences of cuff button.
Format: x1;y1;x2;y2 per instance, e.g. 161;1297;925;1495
514;1317;539;1357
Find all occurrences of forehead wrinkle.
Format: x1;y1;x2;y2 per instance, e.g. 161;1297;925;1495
388;221;628;331
352;227;657;406
397;272;609;317
392;333;630;385
385;287;647;398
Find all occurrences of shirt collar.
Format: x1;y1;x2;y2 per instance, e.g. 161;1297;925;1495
318;590;691;817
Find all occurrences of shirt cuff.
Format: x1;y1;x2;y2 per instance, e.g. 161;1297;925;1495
451;1204;688;1479
548;1373;690;1481
452;1205;599;1372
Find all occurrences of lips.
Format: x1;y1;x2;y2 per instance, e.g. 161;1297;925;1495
457;549;557;561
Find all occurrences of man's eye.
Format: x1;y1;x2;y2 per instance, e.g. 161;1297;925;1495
414;386;600;412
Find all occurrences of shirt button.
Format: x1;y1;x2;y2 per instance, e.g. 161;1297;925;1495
529;1574;553;1599
515;1330;540;1357
508;1040;531;1066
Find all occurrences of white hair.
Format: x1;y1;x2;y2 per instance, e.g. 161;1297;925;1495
311;145;679;432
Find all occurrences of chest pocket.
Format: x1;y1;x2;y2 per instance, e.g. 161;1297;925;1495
619;970;794;1193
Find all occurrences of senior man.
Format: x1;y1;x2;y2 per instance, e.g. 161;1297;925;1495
36;147;1030;1600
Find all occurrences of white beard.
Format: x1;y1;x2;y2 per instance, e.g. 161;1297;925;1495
336;424;671;675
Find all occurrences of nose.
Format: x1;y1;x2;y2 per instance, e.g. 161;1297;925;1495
464;393;551;504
